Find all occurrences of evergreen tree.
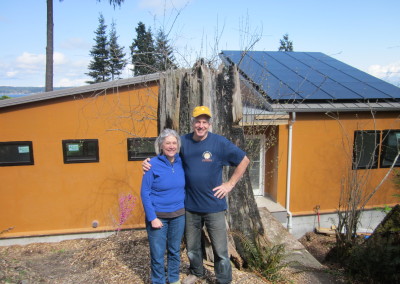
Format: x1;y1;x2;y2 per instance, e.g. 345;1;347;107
130;22;156;76
87;13;110;84
108;20;127;80
46;0;125;91
154;29;177;71
278;33;294;51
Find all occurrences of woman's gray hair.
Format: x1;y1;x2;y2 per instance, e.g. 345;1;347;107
155;128;181;155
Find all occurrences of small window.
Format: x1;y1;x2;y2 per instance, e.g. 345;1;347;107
0;141;34;166
245;136;265;196
353;131;380;169
127;138;156;161
62;139;99;164
380;130;400;168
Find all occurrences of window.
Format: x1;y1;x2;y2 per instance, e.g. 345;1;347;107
0;141;34;166
380;130;400;168
62;139;99;163
127;138;156;161
353;131;380;169
245;136;265;196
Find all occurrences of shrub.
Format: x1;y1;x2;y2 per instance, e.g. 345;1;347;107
232;231;290;283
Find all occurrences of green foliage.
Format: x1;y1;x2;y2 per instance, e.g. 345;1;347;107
108;21;127;80
97;0;125;9
348;241;400;283
154;29;177;71
329;205;400;283
0;95;11;100
232;232;290;283
375;204;393;214
130;22;157;76
86;14;127;83
86;13;110;84
278;33;293;52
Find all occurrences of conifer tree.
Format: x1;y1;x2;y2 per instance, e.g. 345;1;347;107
154;29;177;71
278;33;294;51
87;13;110;84
47;1;125;90
108;20;127;80
130;22;156;76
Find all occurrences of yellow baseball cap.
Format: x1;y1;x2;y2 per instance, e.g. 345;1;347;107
192;106;212;118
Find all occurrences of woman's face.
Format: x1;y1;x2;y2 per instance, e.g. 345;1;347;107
161;135;178;159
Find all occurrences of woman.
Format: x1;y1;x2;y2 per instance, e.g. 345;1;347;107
140;128;185;284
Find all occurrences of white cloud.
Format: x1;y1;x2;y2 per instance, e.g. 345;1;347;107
54;52;67;65
57;77;88;87
368;61;400;85
6;71;18;77
16;52;45;69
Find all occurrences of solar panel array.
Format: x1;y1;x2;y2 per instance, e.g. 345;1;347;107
220;51;400;102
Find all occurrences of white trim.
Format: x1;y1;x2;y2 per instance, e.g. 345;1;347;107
247;135;265;196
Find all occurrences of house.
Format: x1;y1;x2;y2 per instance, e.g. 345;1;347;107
0;74;160;240
1;51;399;241
220;51;400;238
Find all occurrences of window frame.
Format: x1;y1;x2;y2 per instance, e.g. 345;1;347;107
245;135;265;196
62;139;99;164
0;141;34;166
352;130;380;170
380;129;400;168
127;137;156;161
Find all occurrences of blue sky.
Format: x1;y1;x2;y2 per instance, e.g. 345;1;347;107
1;0;399;87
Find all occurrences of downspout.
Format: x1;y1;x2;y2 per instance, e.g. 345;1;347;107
286;112;296;233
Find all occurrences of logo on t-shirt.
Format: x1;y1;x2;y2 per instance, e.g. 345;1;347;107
202;151;213;162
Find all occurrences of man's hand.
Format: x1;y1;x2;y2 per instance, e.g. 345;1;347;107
212;156;250;199
213;156;250;199
142;158;151;174
151;218;163;229
212;182;234;199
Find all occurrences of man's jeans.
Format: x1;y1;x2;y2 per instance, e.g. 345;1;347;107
146;215;185;284
185;211;232;284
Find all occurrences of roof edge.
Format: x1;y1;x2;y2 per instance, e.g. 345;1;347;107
0;73;160;109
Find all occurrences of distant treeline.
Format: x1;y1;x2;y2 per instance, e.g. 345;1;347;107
0;86;66;95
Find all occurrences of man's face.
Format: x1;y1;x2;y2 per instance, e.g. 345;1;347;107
192;115;211;141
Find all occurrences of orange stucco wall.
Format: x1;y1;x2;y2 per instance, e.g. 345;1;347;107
0;84;158;238
272;112;400;215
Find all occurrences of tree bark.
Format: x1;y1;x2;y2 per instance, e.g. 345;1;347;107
45;0;54;92
158;61;264;266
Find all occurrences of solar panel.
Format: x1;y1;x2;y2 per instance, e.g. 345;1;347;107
220;50;400;102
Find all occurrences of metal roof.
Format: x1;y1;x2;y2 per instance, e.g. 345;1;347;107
0;73;160;109
220;50;400;112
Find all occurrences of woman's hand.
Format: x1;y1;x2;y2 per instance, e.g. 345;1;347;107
151;218;163;229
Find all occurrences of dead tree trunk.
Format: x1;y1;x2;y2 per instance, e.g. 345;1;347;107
158;60;264;266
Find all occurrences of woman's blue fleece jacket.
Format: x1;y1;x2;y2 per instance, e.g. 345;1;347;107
140;153;185;222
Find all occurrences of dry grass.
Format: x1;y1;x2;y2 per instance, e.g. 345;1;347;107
0;230;268;283
0;230;345;283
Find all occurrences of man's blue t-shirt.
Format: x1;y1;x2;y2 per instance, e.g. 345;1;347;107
180;132;246;213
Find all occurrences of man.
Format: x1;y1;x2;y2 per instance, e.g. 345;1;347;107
144;106;250;284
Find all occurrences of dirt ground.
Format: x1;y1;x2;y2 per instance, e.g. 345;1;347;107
0;230;343;284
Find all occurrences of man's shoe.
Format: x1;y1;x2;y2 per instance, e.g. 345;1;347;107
170;281;181;284
182;274;199;284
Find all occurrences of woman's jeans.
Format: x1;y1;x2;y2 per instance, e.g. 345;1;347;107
185;210;232;284
146;214;185;284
